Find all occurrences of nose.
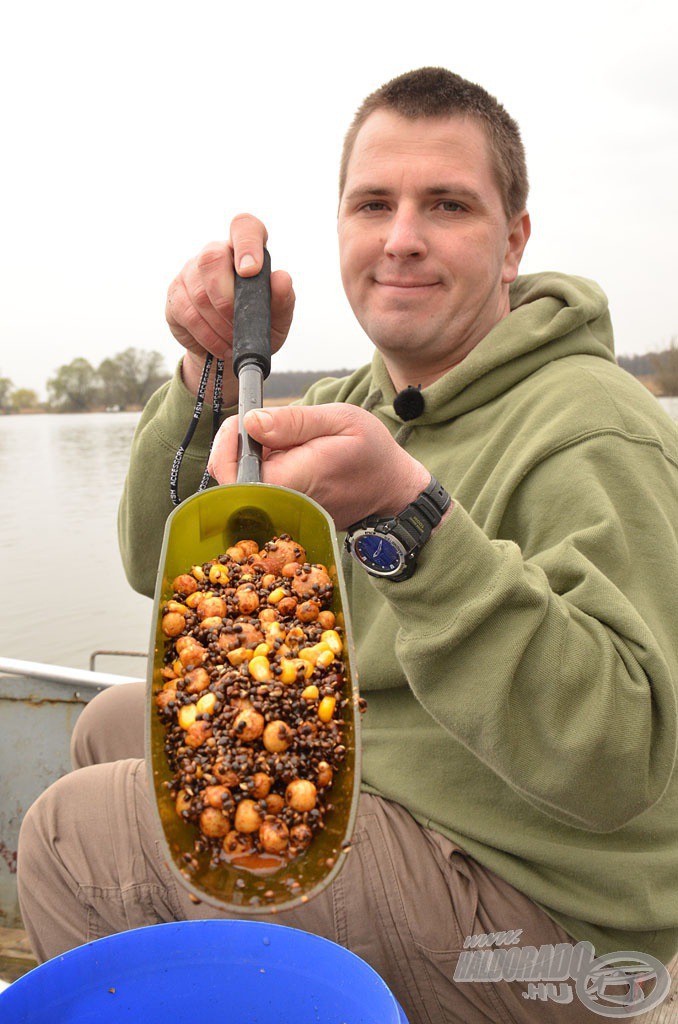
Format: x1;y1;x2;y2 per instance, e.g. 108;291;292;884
383;205;427;259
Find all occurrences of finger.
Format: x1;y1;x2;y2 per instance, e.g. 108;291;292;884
270;269;295;352
208;424;278;484
207;415;240;482
243;404;362;449
183;248;235;340
229;213;268;276
259;447;316;495
166;275;231;358
195;241;237;324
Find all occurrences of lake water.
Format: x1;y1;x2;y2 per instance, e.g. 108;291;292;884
0;412;152;678
1;397;677;678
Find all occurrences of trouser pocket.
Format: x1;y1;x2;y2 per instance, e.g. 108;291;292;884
339;806;503;1024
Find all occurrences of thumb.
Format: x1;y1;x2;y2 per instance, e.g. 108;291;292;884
244;404;355;450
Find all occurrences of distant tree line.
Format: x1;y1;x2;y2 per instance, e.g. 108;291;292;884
0;357;358;414
266;369;356;399
618;340;678;396
0;348;171;414
1;345;676;415
0;377;34;414
47;349;171;411
617;353;655;376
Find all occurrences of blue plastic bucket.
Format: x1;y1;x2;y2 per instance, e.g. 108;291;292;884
0;920;409;1023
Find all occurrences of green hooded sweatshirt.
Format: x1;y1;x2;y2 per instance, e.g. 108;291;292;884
119;272;678;963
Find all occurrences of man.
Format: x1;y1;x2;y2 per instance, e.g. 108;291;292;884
18;68;678;1023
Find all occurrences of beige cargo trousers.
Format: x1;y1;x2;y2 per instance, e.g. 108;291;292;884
17;682;654;1024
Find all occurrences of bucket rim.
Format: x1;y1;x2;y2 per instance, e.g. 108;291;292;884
1;920;408;1022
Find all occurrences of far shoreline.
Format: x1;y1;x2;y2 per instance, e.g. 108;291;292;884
3;381;677;416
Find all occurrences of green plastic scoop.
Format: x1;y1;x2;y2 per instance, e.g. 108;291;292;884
145;255;361;914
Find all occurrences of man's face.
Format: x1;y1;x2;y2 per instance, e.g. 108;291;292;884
337;111;529;387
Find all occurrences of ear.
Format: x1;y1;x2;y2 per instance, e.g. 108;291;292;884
502;211;531;284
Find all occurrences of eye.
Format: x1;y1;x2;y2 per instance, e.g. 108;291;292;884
360;201;389;212
436;200;464;213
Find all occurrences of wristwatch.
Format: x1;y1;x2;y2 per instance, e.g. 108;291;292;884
345;476;451;581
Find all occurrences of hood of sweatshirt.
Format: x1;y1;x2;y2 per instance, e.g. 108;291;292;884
361;272;616;428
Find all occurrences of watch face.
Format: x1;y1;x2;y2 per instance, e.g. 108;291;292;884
353;532;403;574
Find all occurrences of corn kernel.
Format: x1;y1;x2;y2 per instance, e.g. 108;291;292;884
253;642;271;657
166;601;188;615
191;565;206;581
249;655;273;681
227;647;253;666
299;642;331;665
175;790;192;814
263;621;287;642
316;650;334;668
267;587;286;605
172;659;185;677
321;630;343;655
289;657;314;679
209;563;230;585
178;704;197;729
318;696;336;722
302;684;319;701
196;692;216;716
279;658;298;684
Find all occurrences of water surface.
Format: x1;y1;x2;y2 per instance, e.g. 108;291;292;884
0;412;150;677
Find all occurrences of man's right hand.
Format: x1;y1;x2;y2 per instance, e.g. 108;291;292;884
165;213;296;402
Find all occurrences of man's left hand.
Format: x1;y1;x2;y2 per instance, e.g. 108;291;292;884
208;404;431;530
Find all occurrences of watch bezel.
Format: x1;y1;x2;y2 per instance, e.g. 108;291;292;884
347;524;410;579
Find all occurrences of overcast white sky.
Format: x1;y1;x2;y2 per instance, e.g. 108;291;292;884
2;0;676;398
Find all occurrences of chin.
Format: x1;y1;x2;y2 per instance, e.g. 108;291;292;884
371;324;437;354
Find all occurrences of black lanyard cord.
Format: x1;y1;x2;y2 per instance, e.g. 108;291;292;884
170;353;224;507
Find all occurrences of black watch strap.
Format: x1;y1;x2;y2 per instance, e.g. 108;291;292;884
397;475;451;546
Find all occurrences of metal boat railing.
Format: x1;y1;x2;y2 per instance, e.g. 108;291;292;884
0;657;144;928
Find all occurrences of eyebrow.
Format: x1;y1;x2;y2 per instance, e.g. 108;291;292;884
343;184;485;205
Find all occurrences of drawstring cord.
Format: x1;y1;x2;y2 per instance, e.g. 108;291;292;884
170;354;224;507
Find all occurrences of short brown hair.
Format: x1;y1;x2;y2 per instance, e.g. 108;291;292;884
339;67;528;218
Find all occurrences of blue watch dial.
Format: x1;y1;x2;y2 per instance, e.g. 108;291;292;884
354;533;402;573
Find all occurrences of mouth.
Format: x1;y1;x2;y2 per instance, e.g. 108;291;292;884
375;280;440;294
